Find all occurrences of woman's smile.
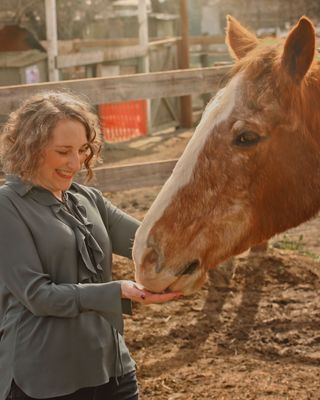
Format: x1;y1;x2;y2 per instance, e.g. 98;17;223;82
55;169;74;179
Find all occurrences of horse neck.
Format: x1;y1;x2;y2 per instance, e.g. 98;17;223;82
302;69;320;139
301;72;320;217
280;70;320;223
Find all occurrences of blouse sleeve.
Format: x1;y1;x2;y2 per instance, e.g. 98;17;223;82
0;194;126;333
94;190;141;258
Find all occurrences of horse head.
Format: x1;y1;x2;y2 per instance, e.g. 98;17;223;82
133;15;320;295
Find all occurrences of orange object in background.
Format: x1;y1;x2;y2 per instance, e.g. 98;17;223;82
99;100;147;142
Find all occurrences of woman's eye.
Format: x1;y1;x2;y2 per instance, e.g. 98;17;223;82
56;150;68;155
233;131;262;147
79;147;89;155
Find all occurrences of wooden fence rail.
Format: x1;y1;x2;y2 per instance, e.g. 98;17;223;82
0;65;231;116
56;45;148;69
0;159;178;191
79;159;178;192
0;64;232;191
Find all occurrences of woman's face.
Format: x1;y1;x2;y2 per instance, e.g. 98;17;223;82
33;118;89;199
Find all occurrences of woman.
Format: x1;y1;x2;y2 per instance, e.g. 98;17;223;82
0;91;180;400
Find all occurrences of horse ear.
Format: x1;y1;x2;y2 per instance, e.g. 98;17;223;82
281;17;315;83
226;15;259;60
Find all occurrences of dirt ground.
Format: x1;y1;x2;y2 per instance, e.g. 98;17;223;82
103;130;320;400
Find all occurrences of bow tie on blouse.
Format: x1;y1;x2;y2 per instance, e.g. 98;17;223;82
52;192;105;283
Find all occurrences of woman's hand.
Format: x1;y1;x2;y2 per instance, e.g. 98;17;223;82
120;280;182;304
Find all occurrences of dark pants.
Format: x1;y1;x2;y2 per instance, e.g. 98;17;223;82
7;371;139;400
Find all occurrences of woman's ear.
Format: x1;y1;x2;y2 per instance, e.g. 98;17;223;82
225;15;259;60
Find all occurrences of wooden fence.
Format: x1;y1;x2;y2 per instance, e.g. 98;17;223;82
41;35;228;133
0;64;231;191
48;35;227;70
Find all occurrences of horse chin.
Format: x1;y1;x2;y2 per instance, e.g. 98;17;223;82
136;269;208;295
135;256;209;295
166;270;208;295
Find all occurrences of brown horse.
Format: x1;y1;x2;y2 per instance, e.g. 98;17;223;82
133;15;320;295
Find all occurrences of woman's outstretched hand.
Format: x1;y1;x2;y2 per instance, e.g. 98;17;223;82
120;280;182;304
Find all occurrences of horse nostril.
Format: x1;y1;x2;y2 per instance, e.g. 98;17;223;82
178;260;200;276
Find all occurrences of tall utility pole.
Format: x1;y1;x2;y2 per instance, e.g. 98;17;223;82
45;0;59;81
179;0;193;128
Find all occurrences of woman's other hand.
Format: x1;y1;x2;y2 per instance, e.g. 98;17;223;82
120;280;182;304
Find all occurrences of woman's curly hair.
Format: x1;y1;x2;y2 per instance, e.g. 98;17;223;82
0;90;103;182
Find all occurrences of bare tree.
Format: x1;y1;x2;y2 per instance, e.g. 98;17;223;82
0;0;41;24
0;0;114;40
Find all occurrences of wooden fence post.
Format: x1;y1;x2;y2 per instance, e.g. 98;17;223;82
178;0;192;129
138;0;151;132
45;0;59;81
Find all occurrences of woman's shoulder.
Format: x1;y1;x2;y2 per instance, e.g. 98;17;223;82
0;184;21;213
0;183;16;201
70;181;104;204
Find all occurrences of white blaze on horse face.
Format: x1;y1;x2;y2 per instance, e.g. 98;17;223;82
133;74;242;268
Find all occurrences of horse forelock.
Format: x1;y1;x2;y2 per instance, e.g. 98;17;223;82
133;74;243;266
230;41;320;134
245;41;318;93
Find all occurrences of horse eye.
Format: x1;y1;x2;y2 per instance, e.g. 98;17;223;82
233;131;261;147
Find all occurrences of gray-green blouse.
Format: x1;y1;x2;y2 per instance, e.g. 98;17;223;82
0;175;140;399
